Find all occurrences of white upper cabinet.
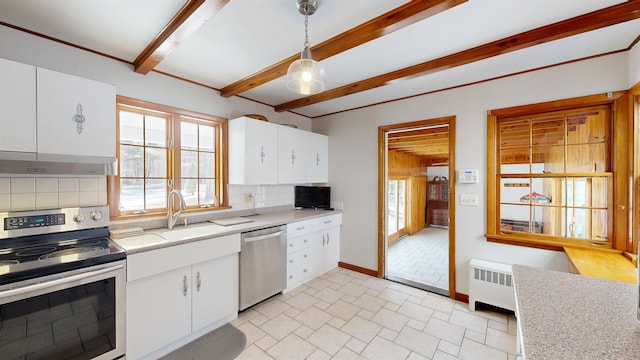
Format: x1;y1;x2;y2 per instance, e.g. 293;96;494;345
229;117;329;185
305;131;328;183
36;67;116;158
229;116;278;185
0;58;37;153
277;125;307;184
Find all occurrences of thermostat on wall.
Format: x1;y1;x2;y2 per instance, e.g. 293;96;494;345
459;169;479;183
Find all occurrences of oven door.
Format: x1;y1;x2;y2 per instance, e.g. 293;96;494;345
0;260;126;360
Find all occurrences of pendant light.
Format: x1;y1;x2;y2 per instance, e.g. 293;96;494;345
286;0;326;95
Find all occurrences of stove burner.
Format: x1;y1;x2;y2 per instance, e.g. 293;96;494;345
39;247;104;261
15;246;57;257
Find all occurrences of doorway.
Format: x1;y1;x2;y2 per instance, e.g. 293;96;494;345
377;117;456;298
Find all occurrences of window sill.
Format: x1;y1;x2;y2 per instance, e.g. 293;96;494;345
486;233;612;252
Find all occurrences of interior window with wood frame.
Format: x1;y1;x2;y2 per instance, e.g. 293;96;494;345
486;92;632;252
109;96;227;219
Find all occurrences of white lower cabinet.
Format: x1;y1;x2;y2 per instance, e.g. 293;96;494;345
285;213;342;292
126;234;240;360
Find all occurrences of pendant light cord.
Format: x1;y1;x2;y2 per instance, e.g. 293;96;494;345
304;13;310;50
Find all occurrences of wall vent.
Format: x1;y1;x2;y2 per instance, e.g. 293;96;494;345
468;259;515;312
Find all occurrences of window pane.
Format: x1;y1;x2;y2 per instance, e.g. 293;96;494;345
120;145;143;177
532;116;564;147
119;111;143;145
500;154;530;174
387;180;397;236
398;180;405;231
499;119;529;149
535;145;564;173
199;152;215;178
500;204;530;233
182;179;198;206
566;143;607;172
145;179;166;209
119;179;143;211
199;125;215;151
181;122;198;150
145;115;166;147
181;150;198;177
591;177;608;208
540;207;566;237
199;179;216;205
145;147;166;178
590;209;608;241
500;178;530;204
566;111;607;144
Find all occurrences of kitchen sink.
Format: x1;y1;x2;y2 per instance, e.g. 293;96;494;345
114;233;168;249
158;223;227;242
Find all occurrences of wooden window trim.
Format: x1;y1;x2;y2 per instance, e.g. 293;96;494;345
486;91;633;252
108;96;228;220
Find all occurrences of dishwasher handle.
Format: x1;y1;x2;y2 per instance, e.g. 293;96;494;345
243;230;284;243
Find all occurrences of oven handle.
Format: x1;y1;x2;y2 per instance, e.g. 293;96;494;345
0;263;124;299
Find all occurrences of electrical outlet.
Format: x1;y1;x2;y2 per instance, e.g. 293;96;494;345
244;193;253;202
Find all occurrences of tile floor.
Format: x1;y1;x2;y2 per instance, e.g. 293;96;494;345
232;267;517;360
387;227;449;291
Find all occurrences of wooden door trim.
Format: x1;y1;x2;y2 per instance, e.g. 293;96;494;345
378;116;456;299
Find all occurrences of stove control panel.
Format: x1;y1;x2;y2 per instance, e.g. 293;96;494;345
4;214;65;230
0;206;110;239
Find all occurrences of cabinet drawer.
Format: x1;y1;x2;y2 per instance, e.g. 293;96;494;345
287;219;315;237
287;249;311;269
314;213;342;232
287;234;311;254
287;264;312;286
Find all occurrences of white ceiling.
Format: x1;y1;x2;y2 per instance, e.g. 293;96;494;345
0;0;637;118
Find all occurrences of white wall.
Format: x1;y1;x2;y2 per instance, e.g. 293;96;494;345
0;26;311;131
0;25;309;216
314;53;630;295
629;41;640;87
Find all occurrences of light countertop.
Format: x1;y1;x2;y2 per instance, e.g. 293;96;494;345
112;209;340;254
512;265;640;360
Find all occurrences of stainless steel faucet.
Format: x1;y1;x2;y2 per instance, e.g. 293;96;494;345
167;189;187;229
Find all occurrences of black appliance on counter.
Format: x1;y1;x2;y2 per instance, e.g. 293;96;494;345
294;185;331;209
0;205;126;360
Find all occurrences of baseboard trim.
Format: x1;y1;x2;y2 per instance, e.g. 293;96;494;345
338;262;378;277
455;292;469;304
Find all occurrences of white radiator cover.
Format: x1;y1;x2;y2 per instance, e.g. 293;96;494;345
468;259;516;312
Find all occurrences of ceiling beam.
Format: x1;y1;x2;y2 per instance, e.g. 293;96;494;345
219;0;467;98
133;0;229;74
274;0;640;112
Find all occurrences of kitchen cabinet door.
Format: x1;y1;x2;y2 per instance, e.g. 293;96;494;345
0;58;36;153
322;226;341;272
229;117;278;185
126;267;191;360
277;125;307;184
305;131;328;183
36;67;116;158
191;253;239;332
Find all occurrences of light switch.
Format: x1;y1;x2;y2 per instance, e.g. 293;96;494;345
460;194;479;206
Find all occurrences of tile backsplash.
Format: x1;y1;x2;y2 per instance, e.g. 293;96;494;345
0;178;294;214
0;177;107;211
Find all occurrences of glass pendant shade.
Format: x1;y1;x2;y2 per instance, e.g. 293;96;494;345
287;46;326;95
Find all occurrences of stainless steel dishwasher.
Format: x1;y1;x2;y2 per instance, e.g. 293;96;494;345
240;225;287;310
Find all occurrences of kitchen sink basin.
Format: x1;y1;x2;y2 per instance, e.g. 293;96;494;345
114;233;168;249
158;224;227;242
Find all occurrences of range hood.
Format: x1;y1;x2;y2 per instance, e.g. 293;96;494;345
0;151;117;176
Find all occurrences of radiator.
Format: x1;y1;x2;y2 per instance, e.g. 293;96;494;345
468;259;515;312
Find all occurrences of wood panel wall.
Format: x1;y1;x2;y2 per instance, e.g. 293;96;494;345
388;149;428;236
